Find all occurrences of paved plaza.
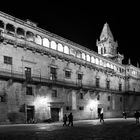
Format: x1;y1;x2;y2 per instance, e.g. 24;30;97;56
0;118;140;140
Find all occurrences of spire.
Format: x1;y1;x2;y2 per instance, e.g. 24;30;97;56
100;22;114;41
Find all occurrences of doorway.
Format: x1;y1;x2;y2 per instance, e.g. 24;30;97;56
51;108;60;122
27;105;34;123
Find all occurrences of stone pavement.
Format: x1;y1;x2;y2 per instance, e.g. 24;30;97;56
0;118;140;140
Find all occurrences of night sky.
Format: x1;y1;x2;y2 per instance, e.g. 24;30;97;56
1;2;139;65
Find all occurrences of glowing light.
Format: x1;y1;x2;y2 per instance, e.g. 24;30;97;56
33;96;51;109
88;99;99;110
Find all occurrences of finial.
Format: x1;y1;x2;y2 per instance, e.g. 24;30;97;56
128;58;131;65
137;62;139;68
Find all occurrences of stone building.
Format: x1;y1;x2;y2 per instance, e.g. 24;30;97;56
0;11;140;124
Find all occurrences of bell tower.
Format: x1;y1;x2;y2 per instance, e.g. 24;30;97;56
96;23;124;64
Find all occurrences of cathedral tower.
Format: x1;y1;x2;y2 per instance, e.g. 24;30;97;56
96;23;124;63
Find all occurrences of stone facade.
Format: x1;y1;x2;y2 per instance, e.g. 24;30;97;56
0;11;140;124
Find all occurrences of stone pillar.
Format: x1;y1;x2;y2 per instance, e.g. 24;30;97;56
72;90;77;110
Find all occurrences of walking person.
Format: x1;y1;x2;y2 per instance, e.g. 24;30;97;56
68;112;73;126
134;110;140;124
100;108;104;123
122;111;127;119
63;114;67;126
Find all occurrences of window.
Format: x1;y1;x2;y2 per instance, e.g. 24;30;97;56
43;38;49;48
16;27;25;38
101;48;103;54
50;67;57;80
78;73;83;80
26;31;34;42
66;106;72;111
120;97;122;102
79;106;84;110
57;43;63;52
26;86;33;95
25;67;31;82
4;56;12;65
91;56;95;63
97;94;100;100
65;70;71;78
70;48;76;56
50;41;57;50
6;23;15;35
0;95;6;102
108;96;111;101
96;78;100;88
82;53;86;60
76;51;81;58
35;35;42;45
64;46;69;54
52;90;57;97
80;93;84;99
95;58;99;65
119;83;122;91
106;80;110;89
107;106;110;111
86;54;91;62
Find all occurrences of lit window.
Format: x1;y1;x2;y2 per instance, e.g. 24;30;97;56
100;60;103;66
64;46;69;54
70;48;76;56
91;56;95;63
107;63;110;68
43;38;49;48
104;62;107;67
86;54;91;62
50;41;57;50
35;35;42;45
111;64;114;69
57;43;63;52
76;51;81;58
114;65;117;71
82;53;86;60
95;58;99;65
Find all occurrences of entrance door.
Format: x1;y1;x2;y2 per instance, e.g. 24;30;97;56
27;105;34;123
51;108;59;122
98;108;102;118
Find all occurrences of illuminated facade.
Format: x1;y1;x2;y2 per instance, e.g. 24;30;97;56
0;11;140;124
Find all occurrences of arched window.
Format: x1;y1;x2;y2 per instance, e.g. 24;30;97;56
91;56;95;63
111;64;114;69
50;41;57;50
107;63;110;68
100;60;103;66
114;65;117;71
0;20;4;29
64;46;69;54
58;43;63;52
26;31;34;42
16;27;25;38
86;54;91;62
35;35;42;45
43;38;49;48
6;23;15;35
70;48;76;56
95;58;99;65
82;53;86;60
76;51;81;58
104;62;107;67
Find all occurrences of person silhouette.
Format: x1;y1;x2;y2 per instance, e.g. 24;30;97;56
68;113;73;126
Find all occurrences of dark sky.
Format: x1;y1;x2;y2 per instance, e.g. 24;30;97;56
1;1;140;65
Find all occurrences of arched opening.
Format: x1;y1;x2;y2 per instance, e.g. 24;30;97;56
57;43;63;52
0;20;4;30
64;46;69;54
43;38;49;48
17;27;25;39
50;41;57;50
6;23;15;36
26;31;34;42
35;35;42;45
